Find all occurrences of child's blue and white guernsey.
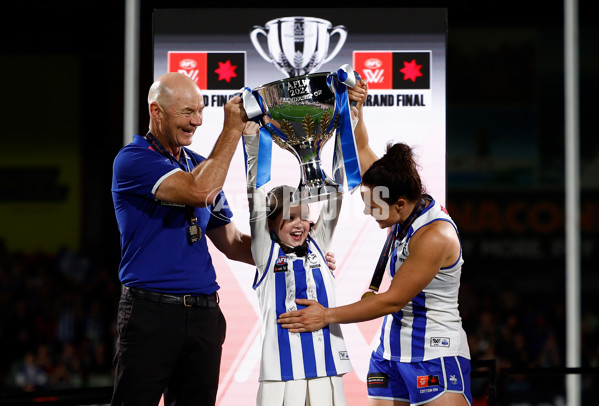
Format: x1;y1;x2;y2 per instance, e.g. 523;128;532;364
243;132;352;382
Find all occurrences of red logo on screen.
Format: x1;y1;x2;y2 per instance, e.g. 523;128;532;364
167;51;245;90
168;52;208;88
353;51;392;89
179;58;197;69
364;58;383;69
400;59;423;82
353;51;431;90
214;60;238;83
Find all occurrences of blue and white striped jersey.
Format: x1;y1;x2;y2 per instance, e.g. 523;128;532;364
244;132;352;382
375;199;471;363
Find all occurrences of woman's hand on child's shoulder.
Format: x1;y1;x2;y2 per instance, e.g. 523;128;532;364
325;252;336;271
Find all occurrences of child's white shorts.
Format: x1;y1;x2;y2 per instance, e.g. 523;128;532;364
256;375;347;406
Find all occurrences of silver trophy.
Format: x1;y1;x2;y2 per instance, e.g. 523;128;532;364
252;73;343;204
250;16;348;78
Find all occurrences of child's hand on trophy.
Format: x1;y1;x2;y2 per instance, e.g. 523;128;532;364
243;121;261;136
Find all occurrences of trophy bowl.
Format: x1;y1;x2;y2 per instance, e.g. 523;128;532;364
253;72;342;204
250;17;348;78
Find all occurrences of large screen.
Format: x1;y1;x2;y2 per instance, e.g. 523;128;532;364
153;8;446;405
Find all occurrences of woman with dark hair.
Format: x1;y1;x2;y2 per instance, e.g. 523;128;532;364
278;81;472;406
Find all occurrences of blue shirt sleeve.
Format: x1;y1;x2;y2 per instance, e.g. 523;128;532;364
112;141;180;199
205;191;233;230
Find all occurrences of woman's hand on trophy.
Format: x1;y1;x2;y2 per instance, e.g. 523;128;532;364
263;115;281;130
348;80;368;108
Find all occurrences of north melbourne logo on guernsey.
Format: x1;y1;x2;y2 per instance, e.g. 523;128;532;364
167;51;245;90
353;51;430;90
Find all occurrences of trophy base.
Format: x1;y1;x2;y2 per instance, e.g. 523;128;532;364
291;181;341;205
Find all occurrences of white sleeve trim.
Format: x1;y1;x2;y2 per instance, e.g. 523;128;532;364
151;168;182;195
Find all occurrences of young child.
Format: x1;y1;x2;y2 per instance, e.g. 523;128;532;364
243;120;353;406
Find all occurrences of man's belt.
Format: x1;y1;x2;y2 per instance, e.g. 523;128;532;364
125;287;219;308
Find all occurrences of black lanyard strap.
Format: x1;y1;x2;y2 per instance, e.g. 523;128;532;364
362;195;430;298
145;131;175;163
145;132;202;243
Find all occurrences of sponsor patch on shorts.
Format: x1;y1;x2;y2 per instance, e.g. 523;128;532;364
367;373;389;388
417;375;440;388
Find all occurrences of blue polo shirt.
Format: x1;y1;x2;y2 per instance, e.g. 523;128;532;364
111;134;233;295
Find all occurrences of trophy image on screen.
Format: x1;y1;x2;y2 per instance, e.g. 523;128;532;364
250;16;348;78
242;66;360;204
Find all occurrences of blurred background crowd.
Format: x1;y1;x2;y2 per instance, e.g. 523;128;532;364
0;244;117;393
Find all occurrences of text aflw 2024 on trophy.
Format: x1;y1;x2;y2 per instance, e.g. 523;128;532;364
242;65;361;204
250;16;348;78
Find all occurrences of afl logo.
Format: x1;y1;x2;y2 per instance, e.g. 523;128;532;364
365;58;382;69
274;256;288;273
179;59;197;69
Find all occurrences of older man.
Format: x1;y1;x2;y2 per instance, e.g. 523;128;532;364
111;72;253;405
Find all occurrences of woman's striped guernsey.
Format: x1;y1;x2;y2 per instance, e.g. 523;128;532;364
374;199;471;363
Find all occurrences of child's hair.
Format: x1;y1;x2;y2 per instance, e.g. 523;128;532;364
266;185;296;222
266;185;310;228
361;142;425;204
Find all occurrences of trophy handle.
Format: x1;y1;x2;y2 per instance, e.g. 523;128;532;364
249;25;273;64
322;25;348;64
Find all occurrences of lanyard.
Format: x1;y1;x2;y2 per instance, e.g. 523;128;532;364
362;194;431;298
145;131;174;162
145;132;200;244
145;131;192;172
